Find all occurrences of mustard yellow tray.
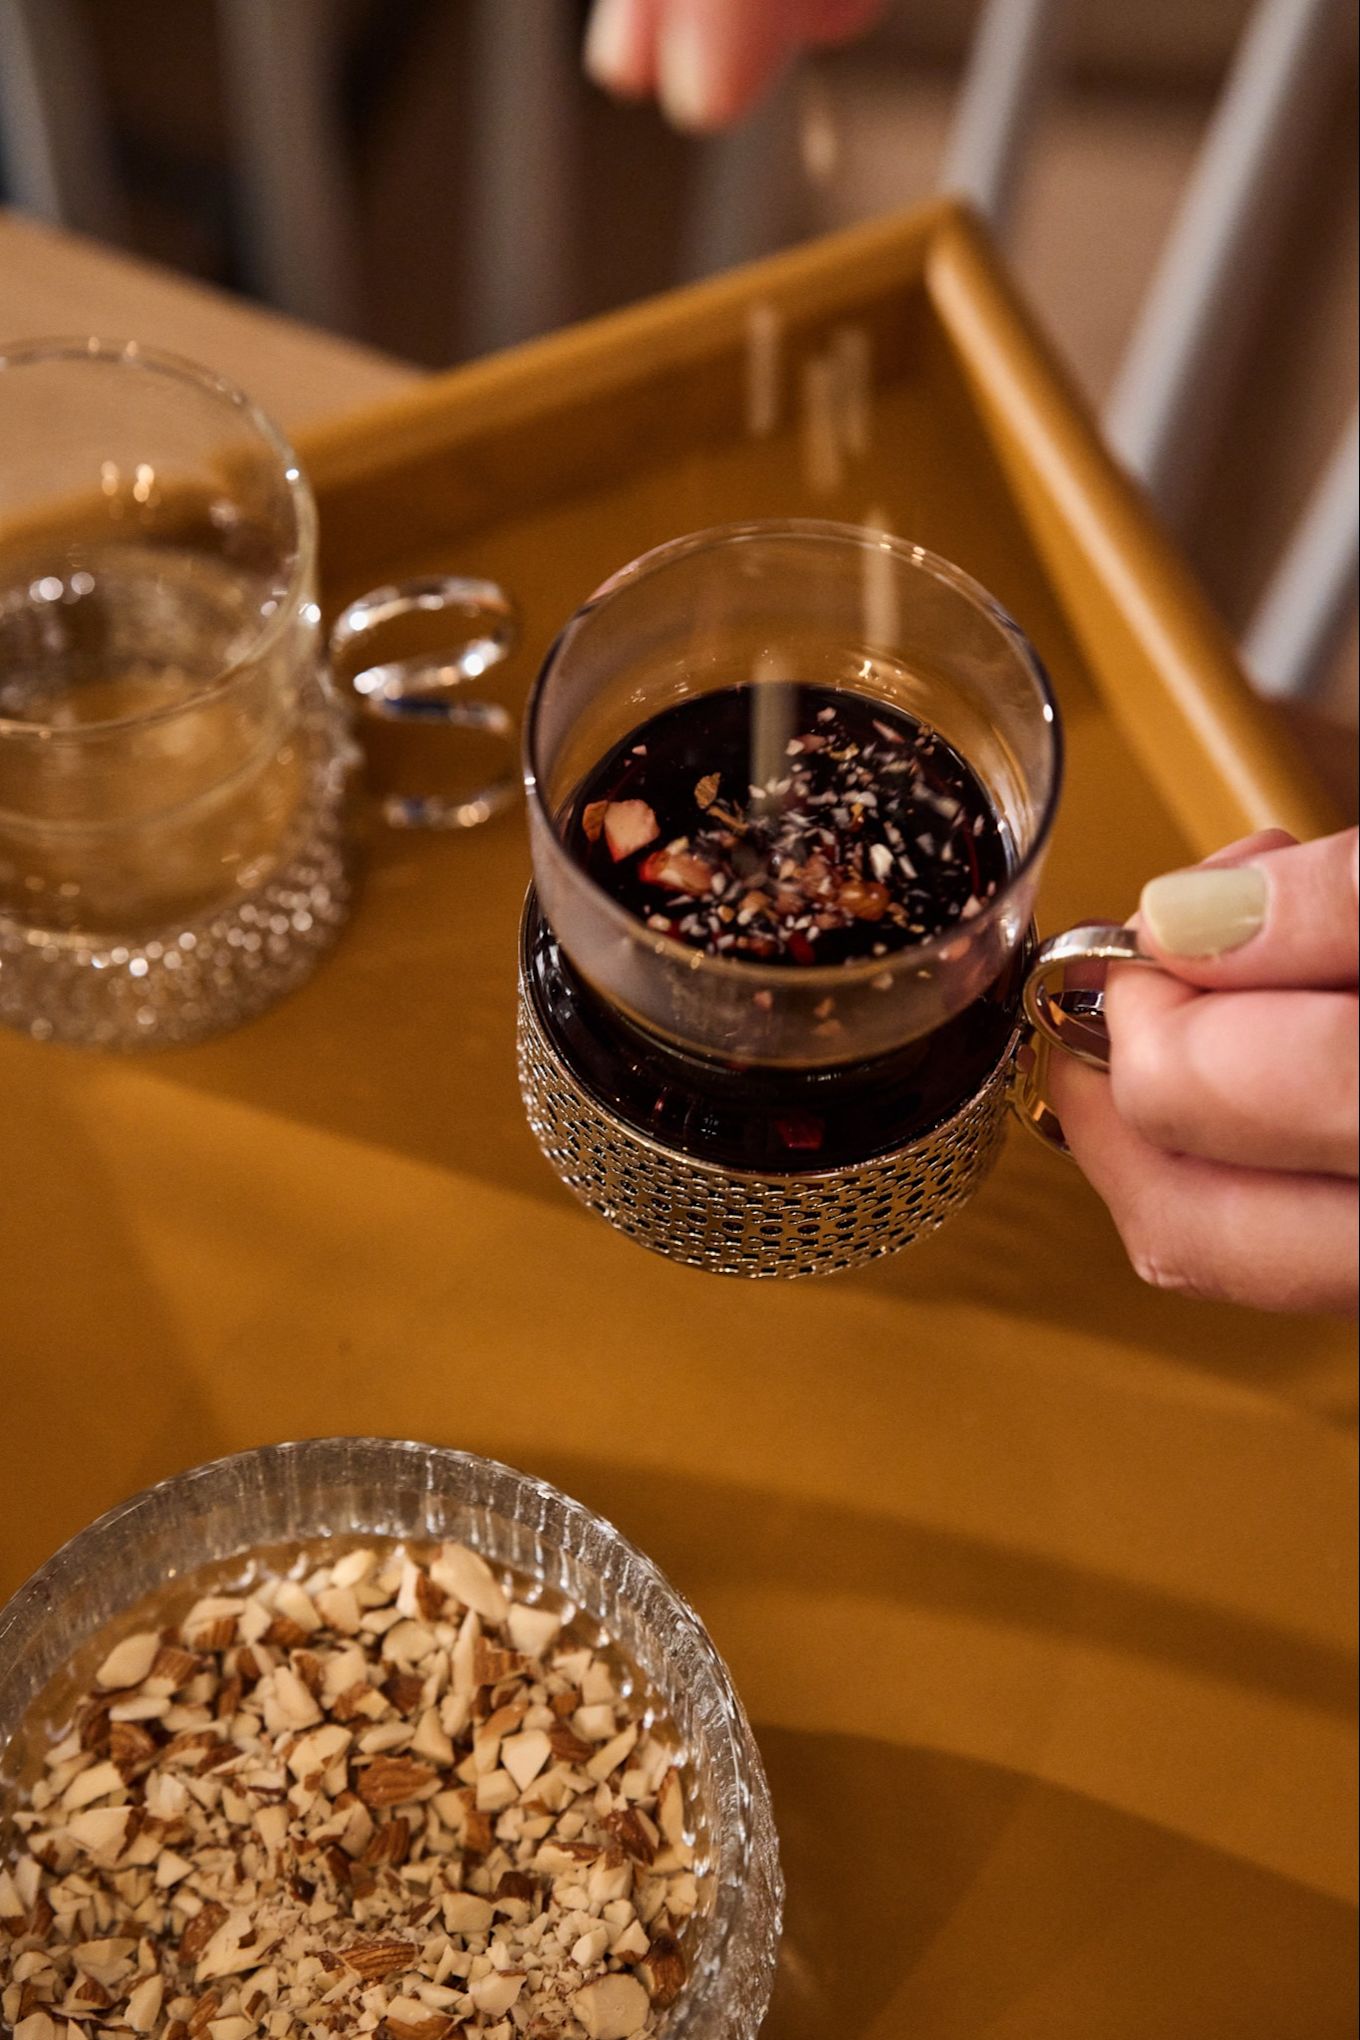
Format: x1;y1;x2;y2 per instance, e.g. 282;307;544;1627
2;203;1353;2039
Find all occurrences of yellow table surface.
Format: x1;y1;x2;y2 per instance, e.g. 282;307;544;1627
1;205;1354;2039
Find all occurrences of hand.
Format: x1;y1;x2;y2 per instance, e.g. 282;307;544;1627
1049;827;1359;1315
583;0;886;131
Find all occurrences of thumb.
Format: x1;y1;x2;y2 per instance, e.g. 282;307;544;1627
1137;826;1360;990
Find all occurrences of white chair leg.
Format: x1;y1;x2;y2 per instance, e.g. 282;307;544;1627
0;0;126;238
1242;413;1359;700
1105;0;1355;521
938;0;1066;238
216;0;357;330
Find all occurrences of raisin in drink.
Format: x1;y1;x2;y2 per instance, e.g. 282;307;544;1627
526;682;1026;1171
520;523;1062;1273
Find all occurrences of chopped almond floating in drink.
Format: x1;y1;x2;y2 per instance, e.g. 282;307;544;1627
569;685;1003;964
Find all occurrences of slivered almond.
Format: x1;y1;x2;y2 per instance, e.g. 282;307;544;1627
178;1901;228;1965
383;1671;426;1715
340;1937;414;1979
469;1970;523;2015
61;1759;125;1810
383;2010;455;2040
505;1603;561;1657
441;1890;494;1934
214;1674;243;1720
362;1816;411;1866
472;1636;527;1688
356;1756;439;1807
549;1723;594;1765
64;1806;133;1862
263;1614;310;1650
329;1679;375;1722
640;1927;687;2007
500;1729;551;1793
184;1988;220;2037
273;1581;321;1632
604;1806;658;1864
70;1974;113;2006
109;1720;157;1777
77;1697;112;1749
463;1804;493;1855
94;1632;160;1692
149;1644;201;1691
657;1769;686;1849
413;1573;445;1622
573;1974;651;2038
125;1973;165;2031
429;1543;509;1625
14;2015;59;2040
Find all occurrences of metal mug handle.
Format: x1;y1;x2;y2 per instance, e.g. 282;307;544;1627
329;576;519;831
1013;923;1161;1151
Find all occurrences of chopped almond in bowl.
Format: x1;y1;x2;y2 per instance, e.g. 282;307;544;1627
0;1441;781;2040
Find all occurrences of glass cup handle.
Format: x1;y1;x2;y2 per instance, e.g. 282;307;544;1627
329;577;519;831
1012;923;1159;1151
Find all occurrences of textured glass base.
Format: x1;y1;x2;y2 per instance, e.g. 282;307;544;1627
0;699;355;1050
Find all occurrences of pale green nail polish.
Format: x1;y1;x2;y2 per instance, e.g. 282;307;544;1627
1140;866;1268;956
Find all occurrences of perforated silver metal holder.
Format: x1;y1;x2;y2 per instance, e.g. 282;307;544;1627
516;940;1019;1280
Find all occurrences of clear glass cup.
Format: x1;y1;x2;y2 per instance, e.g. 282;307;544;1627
0;338;353;1046
0;1437;782;2040
525;522;1062;1075
0;340;518;1049
518;521;1069;1274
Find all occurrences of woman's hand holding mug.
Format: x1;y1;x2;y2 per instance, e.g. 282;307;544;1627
1051;828;1359;1315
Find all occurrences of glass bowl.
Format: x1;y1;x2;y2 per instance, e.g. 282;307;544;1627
0;1436;782;2039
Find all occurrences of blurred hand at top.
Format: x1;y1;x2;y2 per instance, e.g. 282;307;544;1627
584;0;888;130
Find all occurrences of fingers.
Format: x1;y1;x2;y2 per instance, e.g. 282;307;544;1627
656;0;793;130
1050;821;1358;1311
584;0;662;100
1194;826;1298;867
1104;967;1360;1176
585;0;791;127
1050;1056;1360;1316
584;0;887;129
1139;826;1359;990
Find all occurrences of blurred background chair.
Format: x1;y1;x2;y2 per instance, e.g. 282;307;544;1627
0;0;1355;755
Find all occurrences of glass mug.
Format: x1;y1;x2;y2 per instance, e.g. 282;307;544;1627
0;339;518;1048
518;520;1131;1279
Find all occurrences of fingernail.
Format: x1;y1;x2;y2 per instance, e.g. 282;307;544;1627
1140;866;1268;956
658;10;720;129
584;0;637;89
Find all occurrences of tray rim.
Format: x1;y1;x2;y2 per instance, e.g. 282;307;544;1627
295;197;1337;853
